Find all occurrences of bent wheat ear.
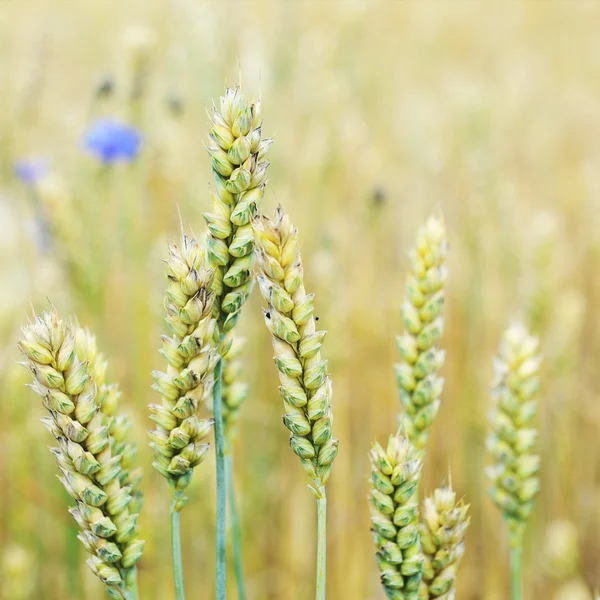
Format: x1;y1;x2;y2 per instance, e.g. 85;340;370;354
254;206;338;496
19;311;144;598
419;484;470;599
149;235;219;510
204;86;272;333
486;324;541;547
370;434;423;600
395;214;448;452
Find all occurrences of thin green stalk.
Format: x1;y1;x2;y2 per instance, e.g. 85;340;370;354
227;453;246;600
214;358;227;600
510;545;522;600
316;496;327;600
171;502;186;600
126;567;140;600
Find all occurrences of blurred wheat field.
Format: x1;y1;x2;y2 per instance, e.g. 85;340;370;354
1;0;600;598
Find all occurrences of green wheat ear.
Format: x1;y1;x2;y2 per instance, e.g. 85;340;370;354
395;213;448;452
254;205;339;495
486;323;541;547
149;234;219;511
19;311;144;599
204;86;272;334
418;484;470;599
370;433;423;600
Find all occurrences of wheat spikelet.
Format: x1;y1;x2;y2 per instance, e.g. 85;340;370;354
204;86;272;334
76;328;144;515
220;333;249;444
418;484;470;599
370;433;423;600
486;323;541;547
19;311;144;597
395;214;448;451
149;234;219;510
254;206;338;497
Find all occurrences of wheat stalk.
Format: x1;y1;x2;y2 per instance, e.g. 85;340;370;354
395;214;448;452
203;85;273;600
149;234;219;599
254;205;338;598
19;311;144;600
370;433;423;600
486;323;541;600
418;484;470;599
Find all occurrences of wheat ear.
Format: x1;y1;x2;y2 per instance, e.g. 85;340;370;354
19;311;144;600
150;234;218;507
370;433;423;600
204;85;272;333
395;214;448;452
418;484;470;599
149;235;219;599
204;86;272;600
486;323;541;600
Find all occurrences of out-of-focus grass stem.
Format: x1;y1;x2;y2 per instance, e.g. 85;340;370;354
510;544;522;600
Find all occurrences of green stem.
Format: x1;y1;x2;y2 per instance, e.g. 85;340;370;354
214;358;227;600
510;545;522;600
227;453;246;600
126;567;140;600
171;503;186;600
316;496;327;600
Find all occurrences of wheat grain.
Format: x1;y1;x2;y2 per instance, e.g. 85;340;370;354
418;484;470;599
149;234;219;511
370;433;423;600
395;214;448;452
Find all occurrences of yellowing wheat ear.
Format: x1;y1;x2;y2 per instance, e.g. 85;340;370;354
487;323;542;600
395;214;448;452
419;483;470;599
370;433;423;600
19;311;144;599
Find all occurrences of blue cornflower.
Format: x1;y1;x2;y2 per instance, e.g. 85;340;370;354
83;118;142;164
14;158;49;186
